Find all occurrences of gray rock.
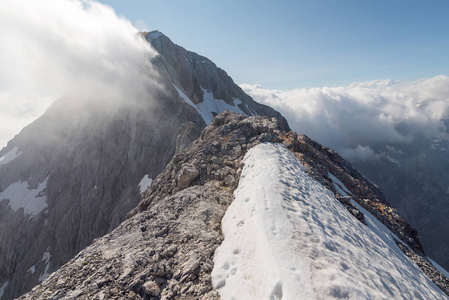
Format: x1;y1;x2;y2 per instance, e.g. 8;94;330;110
141;281;160;297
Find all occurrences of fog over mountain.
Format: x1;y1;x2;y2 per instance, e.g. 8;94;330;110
0;0;161;148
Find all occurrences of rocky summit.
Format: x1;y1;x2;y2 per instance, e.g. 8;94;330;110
19;112;449;299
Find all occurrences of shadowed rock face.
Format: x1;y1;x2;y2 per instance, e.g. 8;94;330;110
18;112;447;300
0;32;288;299
0;85;205;300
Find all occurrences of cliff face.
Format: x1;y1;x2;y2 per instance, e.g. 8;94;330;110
0;32;287;299
18;112;449;299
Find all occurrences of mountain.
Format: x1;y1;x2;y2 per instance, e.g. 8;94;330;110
352;127;449;271
2;30;449;299
18;112;449;299
0;31;287;299
144;31;288;128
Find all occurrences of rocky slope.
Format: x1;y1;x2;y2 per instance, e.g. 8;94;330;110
19;112;449;299
0;32;287;299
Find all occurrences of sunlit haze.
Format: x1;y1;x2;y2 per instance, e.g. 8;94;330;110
1;0;448;149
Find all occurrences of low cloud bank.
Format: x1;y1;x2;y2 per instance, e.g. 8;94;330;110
241;76;449;161
0;0;160;148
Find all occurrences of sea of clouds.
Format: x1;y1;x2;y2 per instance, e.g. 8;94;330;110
242;76;449;161
0;0;159;148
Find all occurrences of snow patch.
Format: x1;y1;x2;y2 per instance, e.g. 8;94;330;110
28;265;36;274
38;250;51;282
148;31;163;40
172;83;250;124
328;172;353;196
0;280;8;299
0;147;21;165
0;177;48;217
197;88;248;124
212;143;447;300
172;84;203;116
138;175;152;194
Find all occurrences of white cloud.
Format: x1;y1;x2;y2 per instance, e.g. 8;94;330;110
0;0;160;148
241;75;449;161
134;19;149;32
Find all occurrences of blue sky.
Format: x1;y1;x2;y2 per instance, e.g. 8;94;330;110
97;0;449;90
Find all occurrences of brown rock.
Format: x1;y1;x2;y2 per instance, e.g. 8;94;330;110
177;164;199;188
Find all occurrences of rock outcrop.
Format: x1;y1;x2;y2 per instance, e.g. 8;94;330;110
19;112;449;299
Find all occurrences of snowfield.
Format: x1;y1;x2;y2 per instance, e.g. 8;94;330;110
212;143;447;300
138;174;152;194
38;250;52;282
0;177;48;217
173;84;249;124
0;147;21;165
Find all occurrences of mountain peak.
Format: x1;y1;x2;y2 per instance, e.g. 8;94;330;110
146;30;165;40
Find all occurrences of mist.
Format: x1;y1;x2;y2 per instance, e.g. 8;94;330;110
0;0;161;148
241;75;449;161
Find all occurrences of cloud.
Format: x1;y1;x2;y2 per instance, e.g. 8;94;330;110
134;20;149;32
0;0;160;148
241;75;449;161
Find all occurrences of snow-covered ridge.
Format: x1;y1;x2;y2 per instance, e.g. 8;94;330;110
0;147;21;165
0;177;48;217
212;143;447;300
